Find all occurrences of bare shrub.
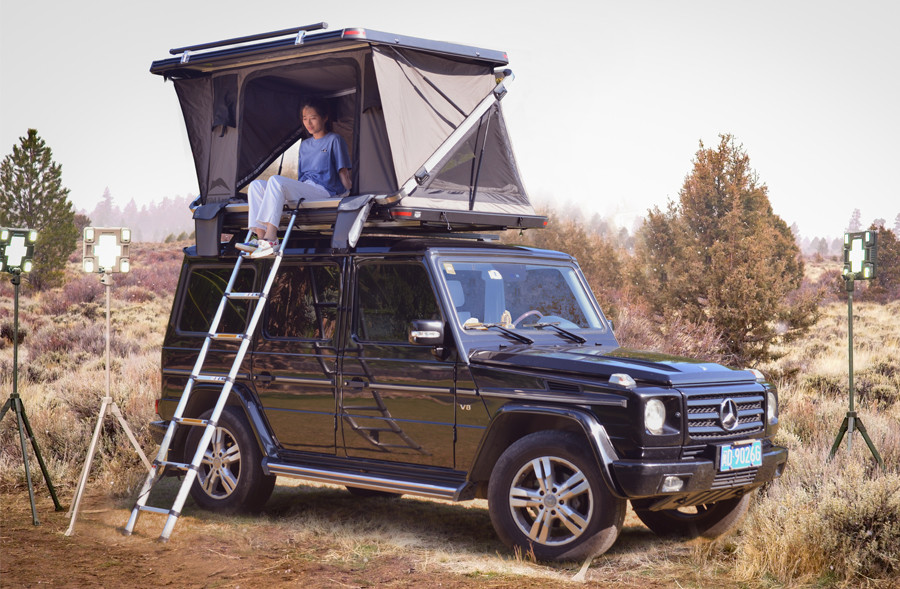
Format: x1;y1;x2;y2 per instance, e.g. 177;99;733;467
1;318;26;344
63;274;105;305
612;304;728;364
118;285;155;303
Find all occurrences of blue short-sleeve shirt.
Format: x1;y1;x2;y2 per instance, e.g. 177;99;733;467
298;132;351;196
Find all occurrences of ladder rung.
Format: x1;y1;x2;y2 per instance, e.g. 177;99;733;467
155;460;192;471
226;292;264;300
137;505;174;516
209;333;245;341
192;374;228;384
357;427;395;433
344;406;381;412
174;417;210;427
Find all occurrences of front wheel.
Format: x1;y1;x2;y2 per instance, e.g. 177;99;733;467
634;494;751;539
185;406;276;513
488;431;625;561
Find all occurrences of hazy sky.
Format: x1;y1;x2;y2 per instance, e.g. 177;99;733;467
1;0;898;239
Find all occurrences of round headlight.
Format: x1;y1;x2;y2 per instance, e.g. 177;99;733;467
645;399;666;435
767;391;777;424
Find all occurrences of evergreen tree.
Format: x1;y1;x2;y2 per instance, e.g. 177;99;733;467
847;208;862;232
865;224;900;301
0;129;79;289
90;187;117;226
634;134;820;365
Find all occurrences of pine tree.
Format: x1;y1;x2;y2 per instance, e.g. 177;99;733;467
0;129;79;289
634;134;820;365
847;208;862;232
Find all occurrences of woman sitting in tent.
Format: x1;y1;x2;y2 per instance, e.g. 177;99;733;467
238;99;351;258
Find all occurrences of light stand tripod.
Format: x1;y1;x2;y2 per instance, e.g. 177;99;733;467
828;277;884;467
0;268;63;523
66;270;152;536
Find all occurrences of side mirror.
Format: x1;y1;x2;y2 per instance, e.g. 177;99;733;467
409;319;444;346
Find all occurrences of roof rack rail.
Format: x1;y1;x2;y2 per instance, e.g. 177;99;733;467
169;22;328;56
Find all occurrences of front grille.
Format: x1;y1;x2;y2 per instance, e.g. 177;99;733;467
686;391;765;442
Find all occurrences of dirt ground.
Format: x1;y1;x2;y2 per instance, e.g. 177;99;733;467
1;479;703;589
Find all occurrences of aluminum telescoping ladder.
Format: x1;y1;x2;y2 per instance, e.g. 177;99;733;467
124;214;299;541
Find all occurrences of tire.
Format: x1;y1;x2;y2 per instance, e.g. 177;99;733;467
345;486;402;499
487;431;625;561
185;406;276;513
634;494;751;539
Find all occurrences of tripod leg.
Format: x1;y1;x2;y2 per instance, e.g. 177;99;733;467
108;402;153;471
19;398;63;511
1;397;11;420
66;398;111;535
855;418;885;469
14;397;39;525
829;416;849;460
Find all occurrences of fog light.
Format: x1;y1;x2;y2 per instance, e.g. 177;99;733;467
661;476;684;493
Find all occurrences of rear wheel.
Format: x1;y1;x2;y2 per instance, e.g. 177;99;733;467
487;431;625;561
634;494;751;539
185;406;275;513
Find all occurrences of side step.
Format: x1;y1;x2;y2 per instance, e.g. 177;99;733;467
264;460;470;501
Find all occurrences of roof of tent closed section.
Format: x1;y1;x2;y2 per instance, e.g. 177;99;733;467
150;25;510;78
152;23;545;250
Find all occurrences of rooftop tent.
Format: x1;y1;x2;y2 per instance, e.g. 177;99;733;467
151;25;540;230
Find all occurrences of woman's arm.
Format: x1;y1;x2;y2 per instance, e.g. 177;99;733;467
339;167;351;192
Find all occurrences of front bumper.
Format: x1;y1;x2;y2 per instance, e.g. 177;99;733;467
611;443;788;510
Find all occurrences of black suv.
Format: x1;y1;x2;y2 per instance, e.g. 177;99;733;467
147;24;787;560
154;232;787;560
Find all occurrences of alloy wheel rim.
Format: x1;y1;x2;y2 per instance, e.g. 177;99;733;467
198;426;241;499
508;455;594;546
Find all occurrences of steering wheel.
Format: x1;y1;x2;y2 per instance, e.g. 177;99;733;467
513;309;543;326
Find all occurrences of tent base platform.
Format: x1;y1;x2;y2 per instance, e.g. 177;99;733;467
192;196;547;256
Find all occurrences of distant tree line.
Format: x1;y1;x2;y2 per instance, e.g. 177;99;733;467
86;187;196;242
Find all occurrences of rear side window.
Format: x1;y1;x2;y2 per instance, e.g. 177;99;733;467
355;262;440;342
264;264;341;340
178;267;255;334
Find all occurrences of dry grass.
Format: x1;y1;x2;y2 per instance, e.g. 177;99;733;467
1;243;898;587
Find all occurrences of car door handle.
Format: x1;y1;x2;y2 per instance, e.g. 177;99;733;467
255;372;274;384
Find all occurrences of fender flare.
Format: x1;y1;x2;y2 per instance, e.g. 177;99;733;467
467;403;625;498
177;383;279;459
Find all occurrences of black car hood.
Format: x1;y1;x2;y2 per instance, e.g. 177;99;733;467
468;345;757;387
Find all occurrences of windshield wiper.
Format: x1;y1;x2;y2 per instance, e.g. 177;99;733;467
526;322;587;344
464;322;534;345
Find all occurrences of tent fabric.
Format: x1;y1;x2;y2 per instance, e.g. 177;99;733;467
168;39;534;219
371;46;494;188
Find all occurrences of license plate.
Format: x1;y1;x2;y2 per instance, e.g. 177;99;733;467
718;440;763;472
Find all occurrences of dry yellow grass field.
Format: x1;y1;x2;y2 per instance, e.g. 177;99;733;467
1;245;898;587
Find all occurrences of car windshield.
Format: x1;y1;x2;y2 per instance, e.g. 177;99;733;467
437;259;606;333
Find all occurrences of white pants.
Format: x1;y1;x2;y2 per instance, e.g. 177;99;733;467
247;175;331;232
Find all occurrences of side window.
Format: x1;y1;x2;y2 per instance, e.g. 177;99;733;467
178;267;255;334
264;264;341;340
356;262;440;342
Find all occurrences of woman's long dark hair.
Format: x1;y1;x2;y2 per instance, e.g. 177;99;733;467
300;98;332;132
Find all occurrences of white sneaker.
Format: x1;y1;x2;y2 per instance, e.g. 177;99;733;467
235;239;259;253
249;239;278;259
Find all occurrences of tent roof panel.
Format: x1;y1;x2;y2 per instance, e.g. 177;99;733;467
151;26;508;78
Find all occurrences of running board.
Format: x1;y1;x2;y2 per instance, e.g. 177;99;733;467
264;460;468;501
